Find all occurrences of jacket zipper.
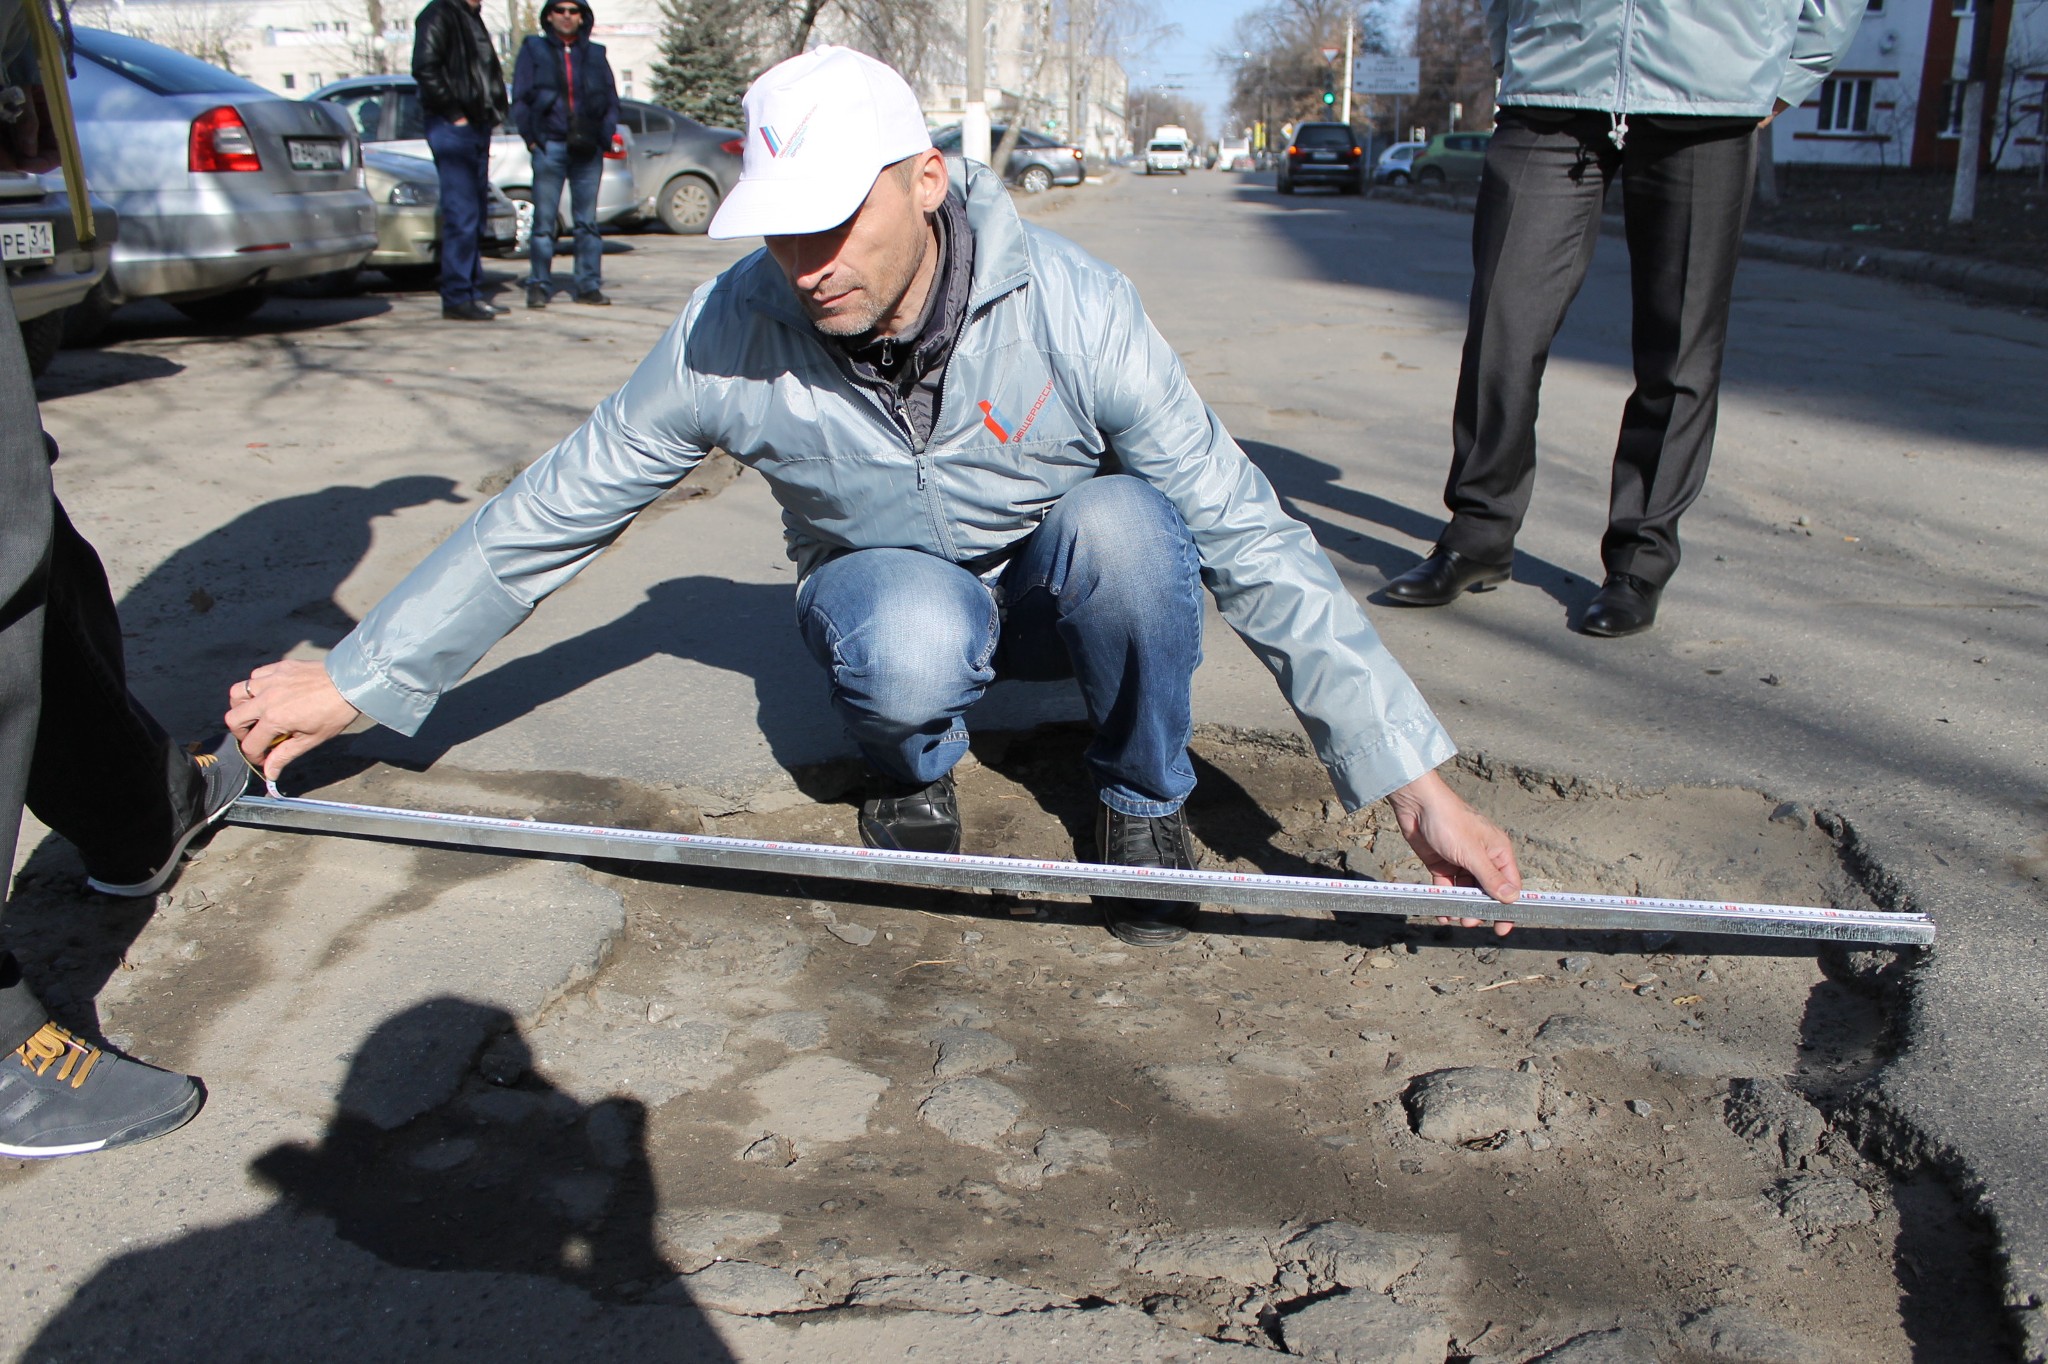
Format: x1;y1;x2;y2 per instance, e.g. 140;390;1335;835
1610;0;1637;148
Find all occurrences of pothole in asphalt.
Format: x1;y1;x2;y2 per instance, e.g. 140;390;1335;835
4;724;2006;1360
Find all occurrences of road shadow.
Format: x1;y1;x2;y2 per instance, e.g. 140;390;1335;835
1240;438;1589;611
110;476;470;734
95;292;395;344
19;998;739;1362
31;349;184;400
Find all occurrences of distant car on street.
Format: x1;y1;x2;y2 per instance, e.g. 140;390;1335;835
355;147;517;289
1276;122;1365;195
613;98;742;234
308;74;636;252
1409;131;1491;189
3;172;115;374
1373;140;1426;184
1143;131;1191;175
1217;138;1253;171
63;27;376;328
930;124;1084;193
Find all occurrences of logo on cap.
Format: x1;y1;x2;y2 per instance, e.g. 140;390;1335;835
758;105;819;159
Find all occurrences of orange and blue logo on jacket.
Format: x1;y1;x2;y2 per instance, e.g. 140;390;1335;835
978;380;1056;443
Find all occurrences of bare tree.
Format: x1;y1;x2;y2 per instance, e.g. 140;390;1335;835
1226;1;1393;138
1128;85;1203;144
74;0;250;71
1408;0;1490;141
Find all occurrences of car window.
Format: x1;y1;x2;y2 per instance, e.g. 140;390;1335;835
931;127;962;152
1389;145;1415;162
321;90;386;141
1293;124;1351;148
616;105;643;134
393;89;426;140
1017;129;1053;148
74;27;268;96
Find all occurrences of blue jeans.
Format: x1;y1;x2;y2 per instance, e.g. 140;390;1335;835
528;140;603;295
424;115;492;307
796;476;1203;816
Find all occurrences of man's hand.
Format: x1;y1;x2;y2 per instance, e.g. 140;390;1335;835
1387;769;1521;935
225;659;362;783
1757;99;1791;130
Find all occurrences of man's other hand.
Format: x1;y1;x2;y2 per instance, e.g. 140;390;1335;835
225;659;361;783
1387;769;1521;935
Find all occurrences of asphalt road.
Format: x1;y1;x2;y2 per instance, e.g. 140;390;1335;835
10;167;2047;1357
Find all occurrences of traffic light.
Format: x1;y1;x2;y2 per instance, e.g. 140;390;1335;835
1322;69;1336;106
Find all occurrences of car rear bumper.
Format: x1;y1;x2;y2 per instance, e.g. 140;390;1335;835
6;204;116;322
105;189;377;300
1288;161;1361;183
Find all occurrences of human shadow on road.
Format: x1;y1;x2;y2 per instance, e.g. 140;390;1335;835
21;998;737;1363
111;475;469;734
30;348;183;400
1240;438;1588;612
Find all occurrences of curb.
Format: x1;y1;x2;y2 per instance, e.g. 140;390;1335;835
1364;184;2048;312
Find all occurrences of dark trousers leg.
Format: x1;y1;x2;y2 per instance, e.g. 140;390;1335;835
1439;115;1614;566
25;499;196;882
1602;124;1756;585
0;285;55;1050
427;116;490;307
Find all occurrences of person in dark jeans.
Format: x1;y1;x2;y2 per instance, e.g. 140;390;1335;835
511;0;618;308
0;283;208;1159
1380;0;1865;636
412;0;510;321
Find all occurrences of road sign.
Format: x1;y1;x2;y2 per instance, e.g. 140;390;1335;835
1320;46;1340;63
1353;54;1420;94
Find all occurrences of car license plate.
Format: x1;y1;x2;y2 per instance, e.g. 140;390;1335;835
1311;151;1336;161
287;138;345;171
0;219;55;263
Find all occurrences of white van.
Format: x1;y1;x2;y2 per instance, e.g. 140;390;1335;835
1144;132;1191;175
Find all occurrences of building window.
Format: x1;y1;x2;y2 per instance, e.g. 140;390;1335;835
282;72;296;89
1816;77;1874;131
1937;81;1967;137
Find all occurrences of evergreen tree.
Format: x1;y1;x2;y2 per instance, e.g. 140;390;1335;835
649;0;756;128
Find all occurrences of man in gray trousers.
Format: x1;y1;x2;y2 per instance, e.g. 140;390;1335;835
1382;0;1868;636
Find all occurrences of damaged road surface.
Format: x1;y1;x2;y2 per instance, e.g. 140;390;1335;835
2;728;2005;1361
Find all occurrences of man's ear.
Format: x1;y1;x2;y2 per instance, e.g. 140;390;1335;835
915;148;949;212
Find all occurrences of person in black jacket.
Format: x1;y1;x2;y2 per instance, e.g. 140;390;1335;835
411;0;510;321
511;0;619;308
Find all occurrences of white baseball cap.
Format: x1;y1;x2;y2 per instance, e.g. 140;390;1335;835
707;46;935;240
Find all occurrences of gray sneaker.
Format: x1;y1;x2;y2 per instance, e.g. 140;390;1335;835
85;735;252;898
0;1022;202;1158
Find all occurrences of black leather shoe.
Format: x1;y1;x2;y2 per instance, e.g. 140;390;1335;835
1580;572;1661;637
858;772;961;854
1096;803;1200;946
574;290;612;306
525;284;548;309
441;300;496;322
1381;547;1512;607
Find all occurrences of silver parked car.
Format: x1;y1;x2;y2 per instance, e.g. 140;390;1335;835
614;98;741;235
64;27;376;326
4;172;116;374
358;147;518;289
309;75;636;253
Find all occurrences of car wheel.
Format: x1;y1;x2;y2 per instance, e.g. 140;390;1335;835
1018;165;1054;195
656;174;719;234
61;278;119;347
506;188;536;255
20;309;64;378
1416;166;1446;187
1388;170;1410;185
172;287;270;326
381;263;441;291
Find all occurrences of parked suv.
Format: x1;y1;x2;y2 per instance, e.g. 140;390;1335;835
1409;131;1491;189
929;125;1085;193
1277;122;1364;195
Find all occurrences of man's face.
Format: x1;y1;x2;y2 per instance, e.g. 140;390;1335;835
764;150;948;338
545;3;580;36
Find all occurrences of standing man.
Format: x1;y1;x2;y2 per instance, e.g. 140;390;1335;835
412;0;510;322
1382;1;1867;636
227;48;1520;948
511;0;619;309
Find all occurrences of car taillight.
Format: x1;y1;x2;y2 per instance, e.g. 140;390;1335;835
605;132;627;159
190;106;261;173
1287;145;1301;157
1071;149;1082;159
719;138;743;155
1352;146;1362;157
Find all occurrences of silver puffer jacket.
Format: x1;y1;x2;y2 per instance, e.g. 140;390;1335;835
325;162;1454;808
1487;0;1868;118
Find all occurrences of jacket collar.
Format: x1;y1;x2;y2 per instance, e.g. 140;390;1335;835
744;160;1031;338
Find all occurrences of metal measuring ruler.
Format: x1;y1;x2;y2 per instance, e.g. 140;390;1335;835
227;789;1933;946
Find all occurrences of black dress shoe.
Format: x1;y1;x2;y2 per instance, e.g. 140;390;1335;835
526;284;549;309
1096;803;1200;947
1580;572;1661;637
858;771;960;854
441;300;497;321
1382;547;1512;607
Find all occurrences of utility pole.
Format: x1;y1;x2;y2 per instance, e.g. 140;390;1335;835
1949;0;2000;224
964;0;992;168
1340;17;1353;125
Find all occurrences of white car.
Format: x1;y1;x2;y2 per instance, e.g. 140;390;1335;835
1374;140;1427;185
1144;138;1190;175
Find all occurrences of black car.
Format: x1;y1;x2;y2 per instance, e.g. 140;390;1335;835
930;125;1085;193
1277;122;1365;195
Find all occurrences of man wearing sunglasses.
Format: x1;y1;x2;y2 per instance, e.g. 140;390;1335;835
511;0;619;309
229;48;1521;947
